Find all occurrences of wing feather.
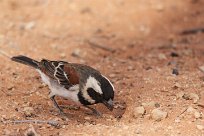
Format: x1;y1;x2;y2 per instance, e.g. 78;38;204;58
39;60;79;89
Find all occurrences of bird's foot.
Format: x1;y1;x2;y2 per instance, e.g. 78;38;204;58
84;106;102;117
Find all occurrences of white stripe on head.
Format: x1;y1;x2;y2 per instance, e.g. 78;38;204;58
101;75;115;91
86;76;103;94
82;76;103;103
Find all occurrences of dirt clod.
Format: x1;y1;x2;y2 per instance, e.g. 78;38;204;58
151;109;168;121
133;106;145;118
23;107;35;117
183;93;199;103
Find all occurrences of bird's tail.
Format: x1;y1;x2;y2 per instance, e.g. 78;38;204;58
11;55;39;69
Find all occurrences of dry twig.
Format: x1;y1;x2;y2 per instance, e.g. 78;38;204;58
177;107;188;117
3;120;60;127
0;50;11;59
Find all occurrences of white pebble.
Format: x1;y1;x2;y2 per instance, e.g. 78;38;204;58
151;109;168;121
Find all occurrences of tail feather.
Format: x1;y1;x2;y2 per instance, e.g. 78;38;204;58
11;55;39;69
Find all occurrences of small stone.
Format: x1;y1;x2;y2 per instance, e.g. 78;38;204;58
23;107;34;117
175;118;181;123
170;52;179;57
142;101;156;107
155;103;160;108
183;93;199;103
151;109;168;121
158;53;167;60
109;74;116;78
186;106;196;113
84;116;91;120
196;125;204;130
20;21;36;30
172;68;179;75
194;111;201;119
133;106;145;118
176;91;185;99
84;121;91;126
8;86;15;90
71;49;81;58
60;53;66;59
173;82;182;89
199;66;204;73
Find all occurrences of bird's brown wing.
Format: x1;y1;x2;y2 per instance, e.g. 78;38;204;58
39;59;79;89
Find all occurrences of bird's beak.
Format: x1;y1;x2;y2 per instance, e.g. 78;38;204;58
103;99;114;111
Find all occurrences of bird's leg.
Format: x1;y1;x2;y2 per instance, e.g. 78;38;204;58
84;105;102;117
50;95;64;114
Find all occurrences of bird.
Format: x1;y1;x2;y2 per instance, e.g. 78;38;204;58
11;55;114;116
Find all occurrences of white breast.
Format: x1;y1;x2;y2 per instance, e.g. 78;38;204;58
37;70;80;103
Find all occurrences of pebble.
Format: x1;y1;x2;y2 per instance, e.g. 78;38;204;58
71;49;81;58
23;107;34;117
84;116;91;120
170;52;179;57
186;106;196;113
194;111;201;119
173;82;182;89
199;66;204;73
196;125;204;130
20;21;36;30
175;118;181;123
133;106;145;118
109;74;116;78
172;68;179;75
176;91;185;99
186;106;201;119
151;109;168;121
60;53;66;59
25;21;36;30
183;93;199;103
142;101;157;107
158;53;167;60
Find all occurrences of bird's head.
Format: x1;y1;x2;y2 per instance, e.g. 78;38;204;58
85;75;114;111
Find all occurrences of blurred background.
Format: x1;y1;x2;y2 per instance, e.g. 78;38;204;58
0;0;204;135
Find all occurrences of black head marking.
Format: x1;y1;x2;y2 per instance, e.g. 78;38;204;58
78;91;91;105
99;76;114;101
87;88;103;103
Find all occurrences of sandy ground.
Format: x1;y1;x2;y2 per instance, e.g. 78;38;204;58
0;0;204;135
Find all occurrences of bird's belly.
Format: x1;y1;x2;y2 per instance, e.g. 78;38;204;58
50;83;80;103
37;70;80;103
